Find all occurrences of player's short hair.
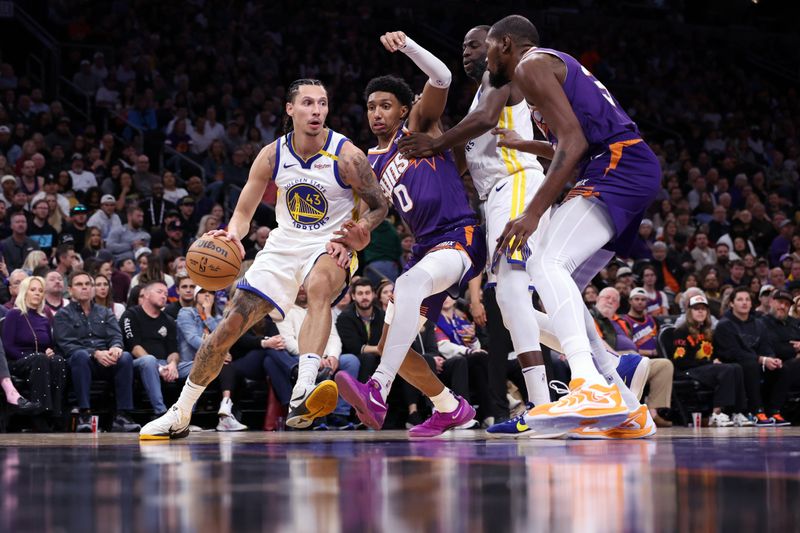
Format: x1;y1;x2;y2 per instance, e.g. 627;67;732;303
489;15;540;46
471;24;491;34
286;79;326;103
364;75;414;109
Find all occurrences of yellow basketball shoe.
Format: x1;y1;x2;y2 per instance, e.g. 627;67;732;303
568;405;657;440
286;380;339;429
525;378;628;432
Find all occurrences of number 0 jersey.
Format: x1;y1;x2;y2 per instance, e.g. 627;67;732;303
272;129;356;240
368;128;477;246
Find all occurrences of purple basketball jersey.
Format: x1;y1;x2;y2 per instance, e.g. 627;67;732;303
527;47;641;158
368;128;477;245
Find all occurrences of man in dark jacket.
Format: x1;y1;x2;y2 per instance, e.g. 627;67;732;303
53;271;140;432
336;278;385;381
714;286;777;425
758;289;800;425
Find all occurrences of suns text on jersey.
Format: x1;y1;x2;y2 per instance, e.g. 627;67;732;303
378;152;410;199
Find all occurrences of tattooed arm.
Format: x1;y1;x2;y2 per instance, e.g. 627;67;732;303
497;54;588;254
333;142;389;251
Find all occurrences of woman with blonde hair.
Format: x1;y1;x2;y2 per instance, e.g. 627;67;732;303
195;214;220;240
1;276;66;424
22;250;49;275
45;192;65;232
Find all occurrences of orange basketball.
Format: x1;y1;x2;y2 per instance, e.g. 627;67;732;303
185;236;242;291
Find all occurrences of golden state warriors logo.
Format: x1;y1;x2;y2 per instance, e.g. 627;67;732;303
287;182;328;226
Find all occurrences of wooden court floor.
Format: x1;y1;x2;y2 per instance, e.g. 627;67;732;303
1;427;799;532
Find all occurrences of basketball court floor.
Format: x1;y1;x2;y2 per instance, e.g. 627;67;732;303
2;428;798;532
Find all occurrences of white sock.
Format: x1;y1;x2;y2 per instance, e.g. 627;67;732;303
175;379;205;414
604;369;641;411
297;353;321;387
430;388;459;413
522;365;550;406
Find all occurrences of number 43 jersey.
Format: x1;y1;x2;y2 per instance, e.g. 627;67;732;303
272;129;356;241
368;128;477;246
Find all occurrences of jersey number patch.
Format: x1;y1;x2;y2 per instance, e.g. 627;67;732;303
393;184;414;212
581;66;616;108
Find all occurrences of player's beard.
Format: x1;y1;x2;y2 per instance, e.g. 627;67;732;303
466;58;487;82
489;62;511;88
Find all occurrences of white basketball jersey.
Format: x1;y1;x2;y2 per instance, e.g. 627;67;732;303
272;129;356;238
464;88;545;200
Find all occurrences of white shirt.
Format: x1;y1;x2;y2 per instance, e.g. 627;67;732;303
163;188;188;204
69;170;98;193
277;304;342;359
87;210;123;240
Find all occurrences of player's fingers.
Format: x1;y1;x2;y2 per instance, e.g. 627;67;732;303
491;127;510;136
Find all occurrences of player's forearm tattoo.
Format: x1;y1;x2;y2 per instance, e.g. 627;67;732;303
349;151;388;231
188;290;271;386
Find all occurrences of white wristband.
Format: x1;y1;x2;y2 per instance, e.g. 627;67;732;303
399;36;451;89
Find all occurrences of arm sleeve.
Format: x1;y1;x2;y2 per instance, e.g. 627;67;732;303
1;311;23;360
105;228;131;254
400;36;451;88
120;311;139;352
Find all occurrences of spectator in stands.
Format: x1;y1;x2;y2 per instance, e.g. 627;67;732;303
80;227;104;260
3;269;27;310
2;212;38;270
176;286;246;431
714;286;776;425
244;226;269;261
675;287;719;330
140;182;176;232
131;252;174;289
2;276;66;426
770;220;795;267
132;154;160;199
54;271;139;432
72;60;100;97
758;289;800;426
336;278;384;380
176;196;199;237
121;280;186;415
26;198;58;257
362;220;402;284
164;273;195;319
278;285;360;428
93;273;125;320
376;280;394;313
87;194;122;240
158;220;188;263
21;250;48;275
162;171;187;205
68;154;97;195
691;231;716;271
724;259;749;287
640;266;669;316
106;205;150;262
671;294;752;427
435;296;490;422
52;243;76;279
42;270;68;322
0;339;39;414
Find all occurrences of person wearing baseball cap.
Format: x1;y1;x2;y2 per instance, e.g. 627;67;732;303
672;290;752;428
158;219;188;262
757;288;800;426
69;152;98;194
86;193;121;240
755;284;775;316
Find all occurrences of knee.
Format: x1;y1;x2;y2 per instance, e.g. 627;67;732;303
448;354;468;370
118;351;133;368
494;278;517;314
137;354;158;369
338;354;360;374
68;349;91;368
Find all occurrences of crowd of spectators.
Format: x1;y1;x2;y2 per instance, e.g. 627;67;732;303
0;1;798;430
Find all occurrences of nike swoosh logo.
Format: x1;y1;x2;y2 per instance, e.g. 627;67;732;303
451;405;463;420
369;393;385;409
516;421;529;432
283;163;298;169
495;183;507;192
590;152;606;161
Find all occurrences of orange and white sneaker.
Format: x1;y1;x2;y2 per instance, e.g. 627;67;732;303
568;405;656;440
525;378;628;432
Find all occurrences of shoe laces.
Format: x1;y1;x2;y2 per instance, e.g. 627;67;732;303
549;380;569;396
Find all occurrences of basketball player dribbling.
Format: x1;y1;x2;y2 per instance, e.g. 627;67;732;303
140;79;388;439
334;31;487;437
486;15;662;437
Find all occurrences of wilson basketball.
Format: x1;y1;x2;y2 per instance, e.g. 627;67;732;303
185;236;242;291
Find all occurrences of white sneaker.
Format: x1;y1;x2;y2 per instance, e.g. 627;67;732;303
216;415;248;432
218;397;233;417
139;405;191;440
732;412;754;427
708;412;733;427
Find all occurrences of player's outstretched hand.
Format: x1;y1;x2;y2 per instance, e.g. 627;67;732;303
497;211;540;257
205;229;246;259
398;132;437;158
492;127;524;150
380;31;407;52
331;219;371;251
325;241;351;270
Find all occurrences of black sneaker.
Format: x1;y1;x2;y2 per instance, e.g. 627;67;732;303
111;413;141;433
405;411;425;429
76;413;92;433
770;413;792;427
